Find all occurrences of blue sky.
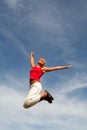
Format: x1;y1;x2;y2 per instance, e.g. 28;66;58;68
0;0;87;130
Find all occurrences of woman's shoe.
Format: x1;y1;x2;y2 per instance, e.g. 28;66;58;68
44;90;54;103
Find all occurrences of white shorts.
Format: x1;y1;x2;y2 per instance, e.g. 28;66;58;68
23;82;42;108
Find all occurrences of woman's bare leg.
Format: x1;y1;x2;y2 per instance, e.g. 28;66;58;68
40;90;54;103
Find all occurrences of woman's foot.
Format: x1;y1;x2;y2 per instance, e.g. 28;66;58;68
44;90;54;103
40;90;54;103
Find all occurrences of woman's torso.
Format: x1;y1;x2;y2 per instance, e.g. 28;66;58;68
30;66;44;85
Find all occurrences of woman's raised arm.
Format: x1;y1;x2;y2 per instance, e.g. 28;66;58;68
30;52;35;67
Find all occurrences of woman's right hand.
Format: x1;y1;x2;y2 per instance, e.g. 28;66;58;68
30;52;34;57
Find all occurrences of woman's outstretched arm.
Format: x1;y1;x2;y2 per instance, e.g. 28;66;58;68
43;65;72;72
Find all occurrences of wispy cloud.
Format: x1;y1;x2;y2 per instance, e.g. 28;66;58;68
1;0;81;58
0;82;87;130
0;64;87;130
67;60;87;70
4;0;19;8
58;73;87;94
1;1;87;130
0;27;28;57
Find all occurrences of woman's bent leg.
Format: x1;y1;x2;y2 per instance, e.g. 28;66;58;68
23;82;42;108
23;95;41;108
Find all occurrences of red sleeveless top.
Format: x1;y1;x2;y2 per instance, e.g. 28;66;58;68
30;66;44;82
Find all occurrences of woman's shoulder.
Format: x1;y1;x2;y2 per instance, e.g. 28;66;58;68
42;66;47;72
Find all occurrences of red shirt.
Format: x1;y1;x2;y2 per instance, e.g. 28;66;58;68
30;66;44;82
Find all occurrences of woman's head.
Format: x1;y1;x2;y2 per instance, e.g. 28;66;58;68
38;57;46;67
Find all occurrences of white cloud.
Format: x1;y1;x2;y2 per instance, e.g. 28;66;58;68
24;1;77;57
67;60;87;69
0;84;87;130
2;0;78;58
4;0;18;8
0;27;28;57
1;1;87;130
58;73;87;94
0;85;23;123
0;72;87;130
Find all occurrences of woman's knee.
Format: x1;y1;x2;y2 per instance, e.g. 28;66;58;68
23;101;31;109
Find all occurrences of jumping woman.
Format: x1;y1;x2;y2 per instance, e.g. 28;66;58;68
23;52;72;108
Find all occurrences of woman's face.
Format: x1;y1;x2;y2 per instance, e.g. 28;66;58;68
38;58;46;66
